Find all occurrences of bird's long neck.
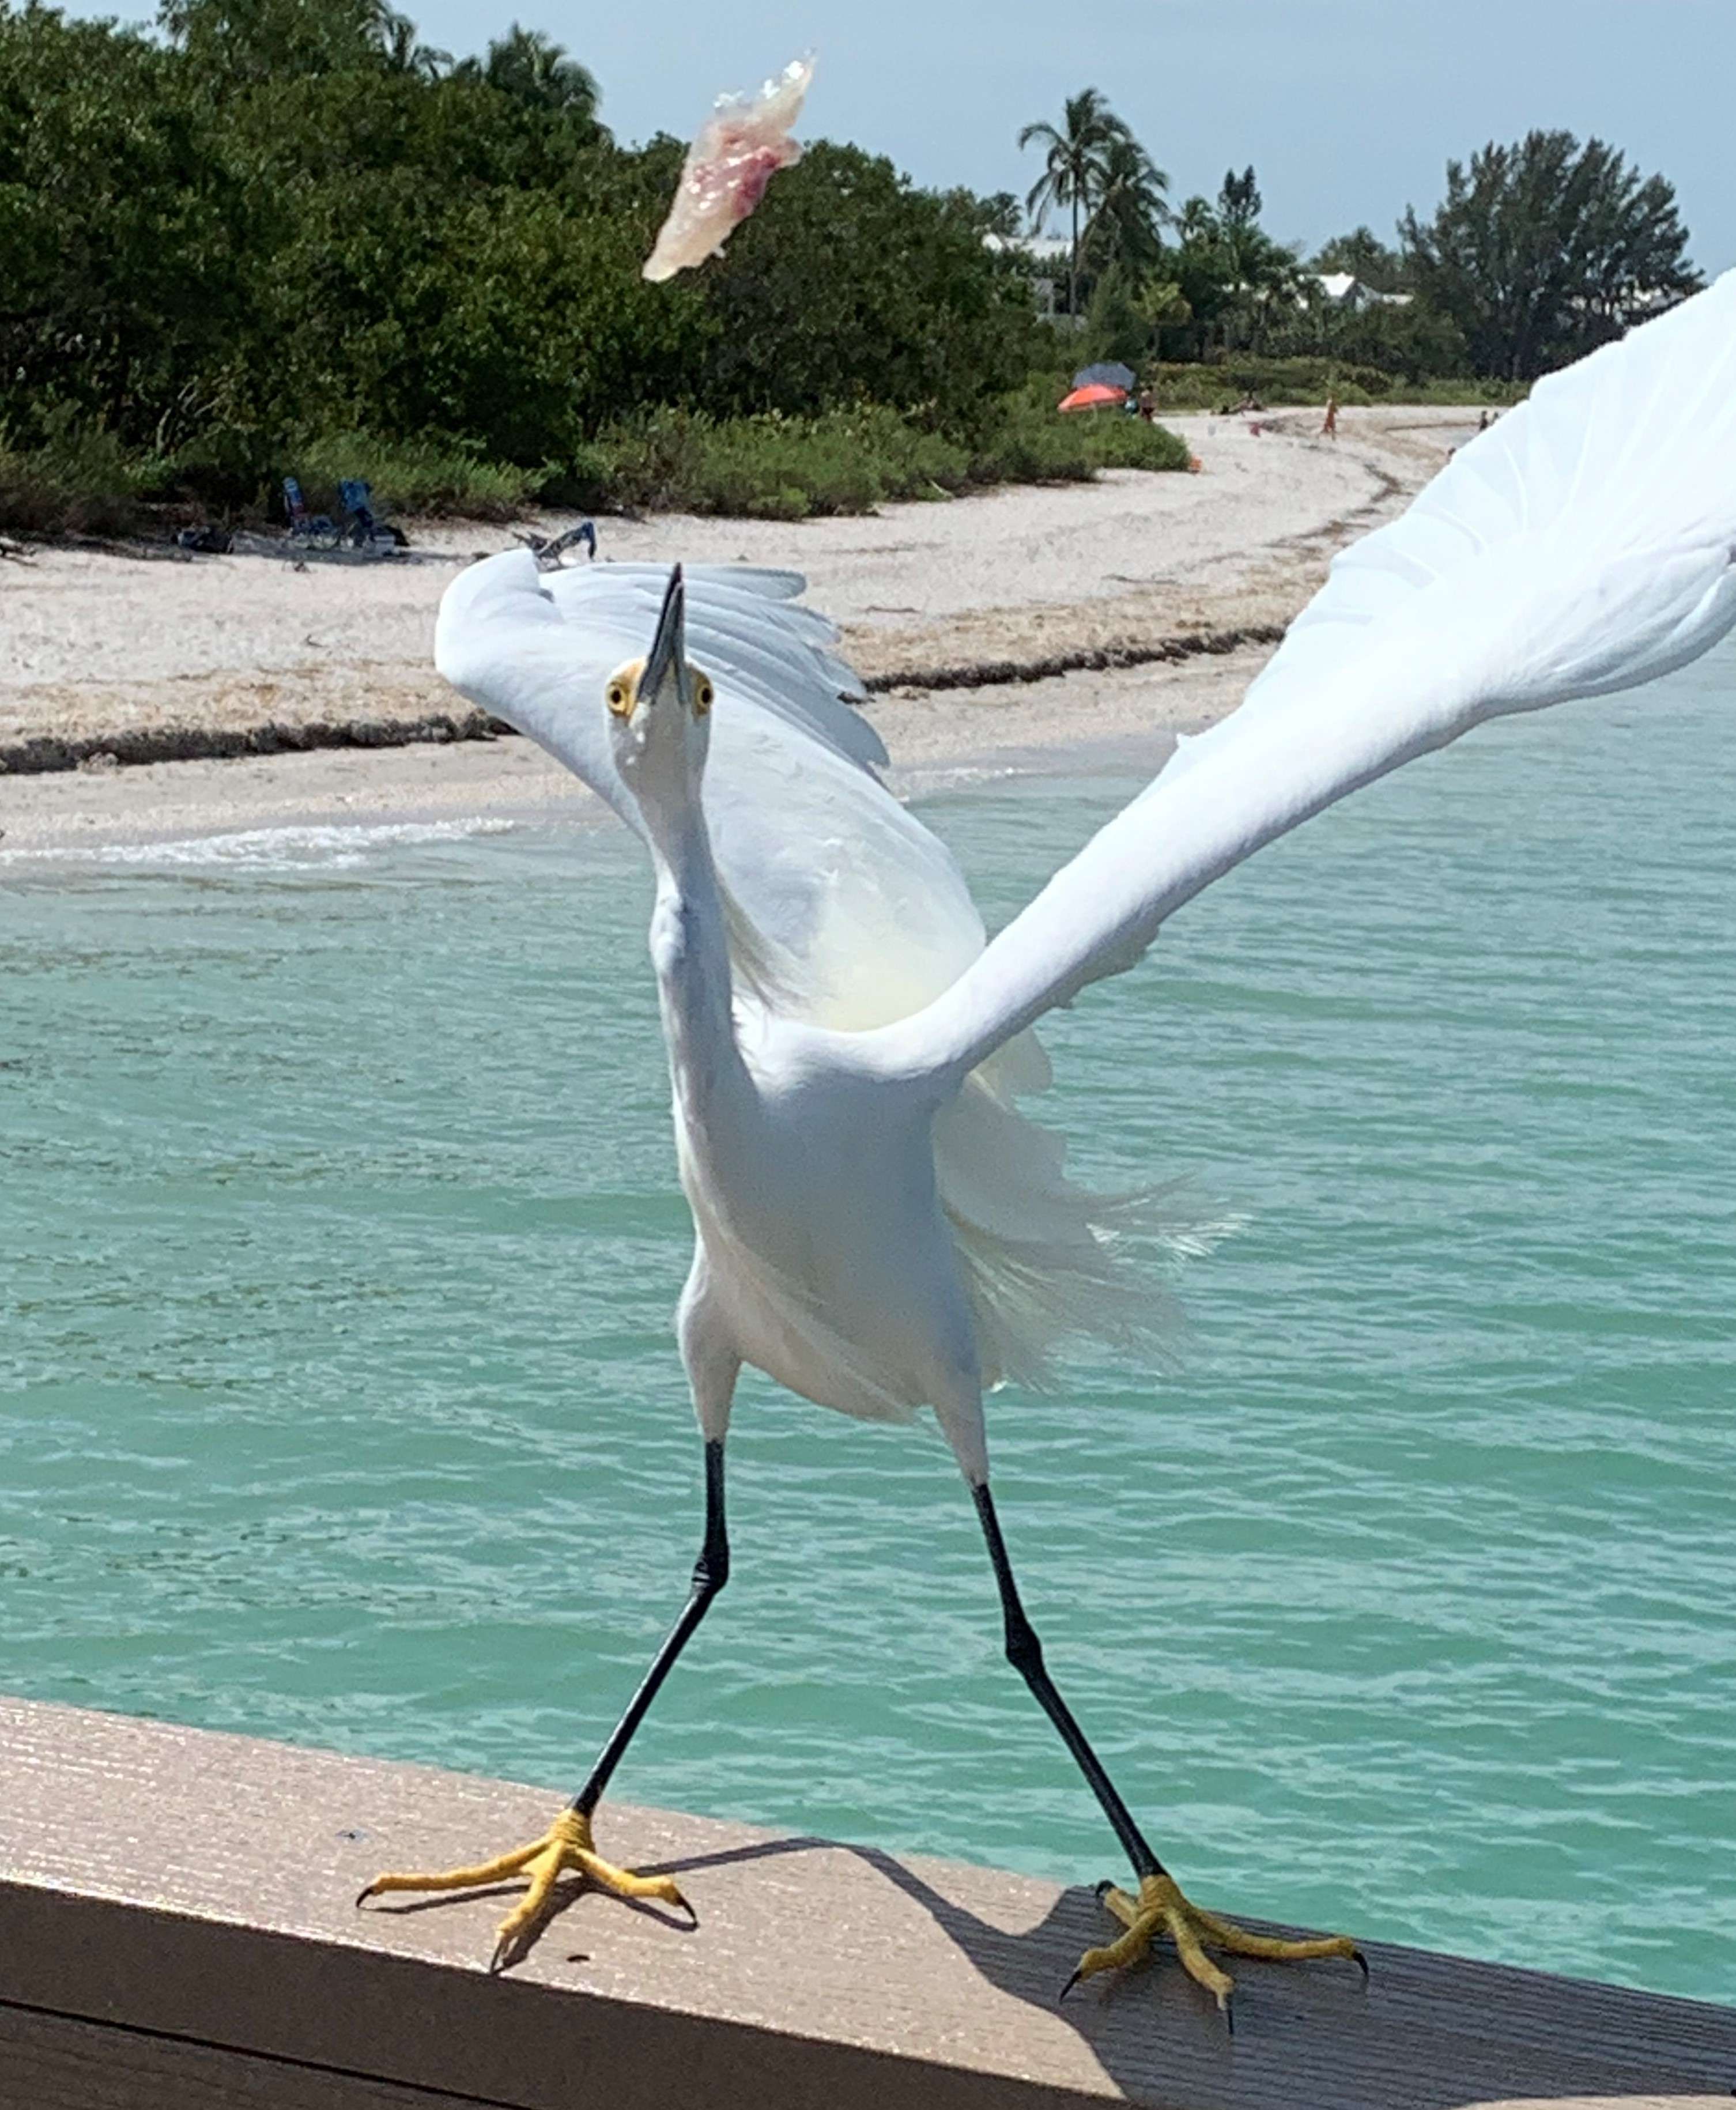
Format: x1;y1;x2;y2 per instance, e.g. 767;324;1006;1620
643;791;749;1124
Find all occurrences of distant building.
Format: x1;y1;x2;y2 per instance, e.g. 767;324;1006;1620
984;232;1073;320
1311;272;1413;312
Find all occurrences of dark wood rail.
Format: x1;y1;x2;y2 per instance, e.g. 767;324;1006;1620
1;1696;1730;2109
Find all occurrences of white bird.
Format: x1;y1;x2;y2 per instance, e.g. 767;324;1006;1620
358;271;1736;2014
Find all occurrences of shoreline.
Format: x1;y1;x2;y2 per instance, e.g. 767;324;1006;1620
0;617;1286;779
0;406;1475;856
0;647;1261;858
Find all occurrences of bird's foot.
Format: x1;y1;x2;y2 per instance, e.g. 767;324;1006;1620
1062;1870;1364;2024
355;1806;691;1971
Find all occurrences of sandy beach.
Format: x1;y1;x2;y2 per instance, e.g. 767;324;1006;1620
1;406;1474;854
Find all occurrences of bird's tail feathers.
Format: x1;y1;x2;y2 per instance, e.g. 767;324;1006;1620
934;1063;1240;1394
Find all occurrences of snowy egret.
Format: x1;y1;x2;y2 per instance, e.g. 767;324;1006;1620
358;273;1736;2014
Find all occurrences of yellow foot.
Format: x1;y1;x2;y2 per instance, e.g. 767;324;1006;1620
355;1806;691;1971
1062;1870;1365;2026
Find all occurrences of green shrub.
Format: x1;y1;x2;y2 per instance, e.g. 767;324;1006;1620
286;433;542;521
165;425;283;511
560;406;961;518
967;379;1192;480
0;390;1196;541
0;411;167;537
554;392;1189;520
746;486;810;522
1142;357;1525;411
0;417;544;538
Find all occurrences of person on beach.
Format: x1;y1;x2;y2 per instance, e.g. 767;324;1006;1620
1322;395;1339;440
1138;386;1156;423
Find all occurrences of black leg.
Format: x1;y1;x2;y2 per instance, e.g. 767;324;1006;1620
571;1438;729;1818
973;1481;1164;1882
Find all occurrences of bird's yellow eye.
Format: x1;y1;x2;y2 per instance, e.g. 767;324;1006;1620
607;678;633;718
693;676;715;716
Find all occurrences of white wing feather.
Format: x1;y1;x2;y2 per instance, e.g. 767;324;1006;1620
435;551;983;1030
880;268;1736;1086
433;552;1133;1390
436;274;1735;1398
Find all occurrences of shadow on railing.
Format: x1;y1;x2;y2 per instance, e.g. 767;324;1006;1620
628;1832;1730;2110
4;1693;1732;2110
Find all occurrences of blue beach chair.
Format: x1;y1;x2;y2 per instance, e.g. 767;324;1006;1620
282;477;339;550
338;479;404;550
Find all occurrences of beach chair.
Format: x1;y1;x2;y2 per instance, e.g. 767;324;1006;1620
282;477;339;550
338;479;405;551
514;518;597;570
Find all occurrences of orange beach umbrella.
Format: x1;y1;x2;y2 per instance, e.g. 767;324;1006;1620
1058;382;1126;413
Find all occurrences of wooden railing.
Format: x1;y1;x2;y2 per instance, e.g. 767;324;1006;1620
1;1696;1730;2109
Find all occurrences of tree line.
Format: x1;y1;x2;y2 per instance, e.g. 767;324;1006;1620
0;0;1707;526
1014;89;1701;383
0;0;1043;490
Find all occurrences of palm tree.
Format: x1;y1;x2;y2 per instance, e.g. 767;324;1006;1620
1134;275;1191;360
373;6;450;80
1235;240;1308;352
1203;170;1307;353
1018;88;1129;318
458;24;599;119
1173;194;1221;247
1081;132;1171;276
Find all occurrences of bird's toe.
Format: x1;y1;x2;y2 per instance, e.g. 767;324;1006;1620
1064;1869;1361;2028
352;1806;686;1968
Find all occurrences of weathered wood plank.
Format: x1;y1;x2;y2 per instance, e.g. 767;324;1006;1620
0;2004;503;2110
0;1696;1731;2110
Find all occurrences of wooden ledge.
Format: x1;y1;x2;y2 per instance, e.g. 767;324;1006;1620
0;1696;1731;2110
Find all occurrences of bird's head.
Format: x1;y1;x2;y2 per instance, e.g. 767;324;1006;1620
604;566;715;803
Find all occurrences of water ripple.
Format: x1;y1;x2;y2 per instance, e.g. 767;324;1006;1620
2;646;1733;2000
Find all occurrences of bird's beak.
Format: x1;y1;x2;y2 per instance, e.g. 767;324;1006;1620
641;564;690;711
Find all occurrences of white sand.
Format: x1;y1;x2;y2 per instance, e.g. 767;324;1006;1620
0;650;1263;858
0;406;1475;855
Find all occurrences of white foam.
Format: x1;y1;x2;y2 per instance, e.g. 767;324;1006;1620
889;760;1025;797
1;814;518;873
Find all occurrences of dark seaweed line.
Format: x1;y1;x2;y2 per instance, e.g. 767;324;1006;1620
857;621;1286;696
0;709;505;777
0;624;1286;776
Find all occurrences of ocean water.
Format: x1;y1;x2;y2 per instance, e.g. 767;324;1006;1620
2;643;1733;2006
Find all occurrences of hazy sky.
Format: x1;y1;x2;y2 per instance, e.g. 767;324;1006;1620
89;0;1736;274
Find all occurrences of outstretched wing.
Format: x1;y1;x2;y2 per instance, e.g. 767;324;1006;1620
877;269;1736;1086
435;552;986;1029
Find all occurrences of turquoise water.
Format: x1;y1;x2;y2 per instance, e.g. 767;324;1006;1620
3;644;1733;2005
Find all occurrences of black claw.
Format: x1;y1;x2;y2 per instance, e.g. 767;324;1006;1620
1222;1992;1236;2039
488;1938;512;1976
354;1882;376;1909
1351;1945;1371;1985
1058;1968;1084;2004
1093;1879;1115;1900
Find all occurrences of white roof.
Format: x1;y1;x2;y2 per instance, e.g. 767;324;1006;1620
984;233;1071;263
1314;270;1413;308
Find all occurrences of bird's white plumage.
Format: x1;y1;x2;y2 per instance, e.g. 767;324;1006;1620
436;270;1736;1481
436;549;1146;1430
437;553;985;1031
877;269;1736;1084
1169;271;1736;788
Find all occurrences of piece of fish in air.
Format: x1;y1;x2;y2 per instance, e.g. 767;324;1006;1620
642;55;814;282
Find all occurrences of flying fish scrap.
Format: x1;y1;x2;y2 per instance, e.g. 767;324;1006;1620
641;55;814;282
